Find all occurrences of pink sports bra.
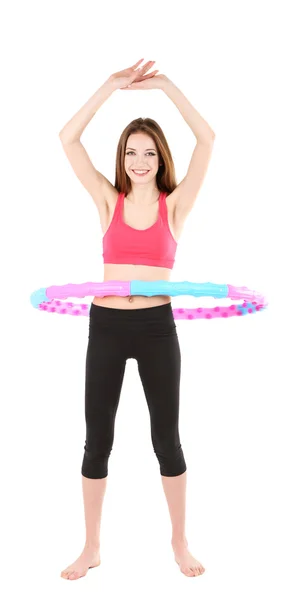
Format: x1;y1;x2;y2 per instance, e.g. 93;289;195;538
102;191;177;268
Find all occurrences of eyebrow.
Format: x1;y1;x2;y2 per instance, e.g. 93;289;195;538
126;147;156;151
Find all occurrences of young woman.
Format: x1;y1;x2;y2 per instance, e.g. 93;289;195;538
59;59;215;580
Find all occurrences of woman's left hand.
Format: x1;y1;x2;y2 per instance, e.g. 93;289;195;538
120;73;169;91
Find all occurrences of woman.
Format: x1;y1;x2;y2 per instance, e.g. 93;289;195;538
59;59;215;580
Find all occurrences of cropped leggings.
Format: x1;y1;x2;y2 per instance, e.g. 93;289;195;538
81;302;187;479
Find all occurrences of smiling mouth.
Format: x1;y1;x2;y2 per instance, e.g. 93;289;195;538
132;170;150;175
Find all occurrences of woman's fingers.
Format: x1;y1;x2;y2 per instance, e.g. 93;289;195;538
133;69;158;83
134;60;155;75
138;61;155;72
133;62;156;80
139;69;159;79
130;58;144;70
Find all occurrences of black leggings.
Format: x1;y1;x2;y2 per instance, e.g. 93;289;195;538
81;302;187;479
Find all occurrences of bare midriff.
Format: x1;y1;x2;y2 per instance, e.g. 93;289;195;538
92;263;172;309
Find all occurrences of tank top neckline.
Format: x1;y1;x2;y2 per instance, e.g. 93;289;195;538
120;191;164;233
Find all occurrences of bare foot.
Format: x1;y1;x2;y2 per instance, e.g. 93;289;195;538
61;546;101;580
172;541;205;577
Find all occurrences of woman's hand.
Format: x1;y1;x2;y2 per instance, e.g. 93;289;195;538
120;73;169;91
106;58;159;91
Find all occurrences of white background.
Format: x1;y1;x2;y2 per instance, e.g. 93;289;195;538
1;0;287;597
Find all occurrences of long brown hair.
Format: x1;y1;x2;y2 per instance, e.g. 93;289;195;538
114;118;178;195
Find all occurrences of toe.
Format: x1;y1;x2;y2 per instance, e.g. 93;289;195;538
61;571;69;578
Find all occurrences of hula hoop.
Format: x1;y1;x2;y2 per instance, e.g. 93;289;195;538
30;280;268;320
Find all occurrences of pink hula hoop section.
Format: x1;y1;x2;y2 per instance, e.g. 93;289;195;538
30;280;268;320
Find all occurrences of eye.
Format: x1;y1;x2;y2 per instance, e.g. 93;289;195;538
126;152;156;156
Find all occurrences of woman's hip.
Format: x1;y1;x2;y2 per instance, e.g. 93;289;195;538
88;301;177;349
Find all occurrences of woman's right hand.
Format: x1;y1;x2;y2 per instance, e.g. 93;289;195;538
106;59;158;90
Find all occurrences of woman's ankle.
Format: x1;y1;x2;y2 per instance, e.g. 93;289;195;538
84;541;100;551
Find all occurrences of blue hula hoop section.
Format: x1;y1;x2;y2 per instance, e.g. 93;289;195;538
130;280;229;298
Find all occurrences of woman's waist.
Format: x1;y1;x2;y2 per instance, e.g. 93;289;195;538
93;264;171;309
103;262;172;282
92;294;171;310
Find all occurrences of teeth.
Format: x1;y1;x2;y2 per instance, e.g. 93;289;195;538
133;170;149;174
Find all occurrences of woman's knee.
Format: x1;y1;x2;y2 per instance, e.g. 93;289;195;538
153;439;187;477
81;445;111;479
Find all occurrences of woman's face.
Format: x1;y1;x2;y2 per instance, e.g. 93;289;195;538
124;133;160;183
